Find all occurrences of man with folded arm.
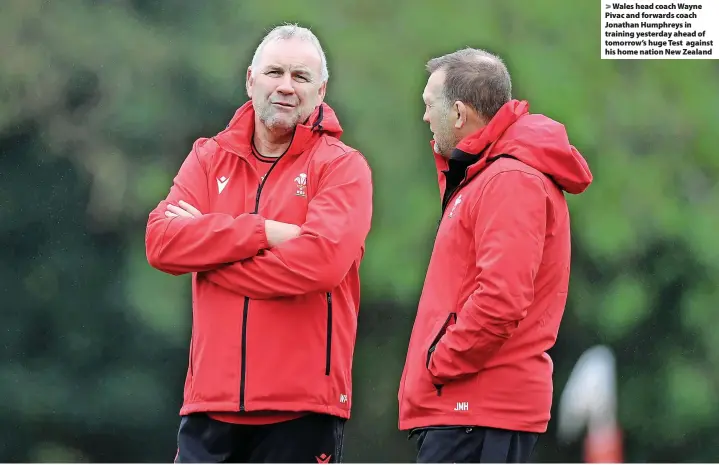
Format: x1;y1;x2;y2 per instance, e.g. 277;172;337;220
146;24;373;463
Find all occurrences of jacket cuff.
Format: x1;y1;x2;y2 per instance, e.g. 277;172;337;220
255;215;269;251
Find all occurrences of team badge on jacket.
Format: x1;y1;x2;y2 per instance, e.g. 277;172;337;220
448;194;462;218
295;173;308;197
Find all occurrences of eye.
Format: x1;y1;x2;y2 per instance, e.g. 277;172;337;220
266;70;282;76
294;74;310;82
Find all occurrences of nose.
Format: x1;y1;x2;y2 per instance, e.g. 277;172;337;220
276;74;295;95
422;109;430;124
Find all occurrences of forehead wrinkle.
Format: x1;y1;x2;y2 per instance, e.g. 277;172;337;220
264;63;311;71
423;85;437;103
258;39;322;76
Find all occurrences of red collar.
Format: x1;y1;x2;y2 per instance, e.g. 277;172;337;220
214;101;342;158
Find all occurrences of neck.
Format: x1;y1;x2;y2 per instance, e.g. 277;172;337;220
459;120;486;140
253;117;294;158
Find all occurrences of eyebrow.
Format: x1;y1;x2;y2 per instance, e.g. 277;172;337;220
292;68;312;78
265;64;312;75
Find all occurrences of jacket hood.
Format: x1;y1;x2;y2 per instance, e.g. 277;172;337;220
437;100;593;194
214;101;343;158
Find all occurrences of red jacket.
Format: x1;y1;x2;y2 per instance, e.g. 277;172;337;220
146;102;372;419
398;100;592;433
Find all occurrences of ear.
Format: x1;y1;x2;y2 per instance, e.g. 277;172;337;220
318;80;327;102
246;67;254;98
454;101;468;129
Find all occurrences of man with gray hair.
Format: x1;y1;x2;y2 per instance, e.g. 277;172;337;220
146;23;373;463
397;48;593;462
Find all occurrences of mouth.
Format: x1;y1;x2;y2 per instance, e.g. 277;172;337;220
271;102;296;108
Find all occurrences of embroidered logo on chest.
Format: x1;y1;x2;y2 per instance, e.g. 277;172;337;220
448;194;463;218
294;173;307;197
217;176;229;194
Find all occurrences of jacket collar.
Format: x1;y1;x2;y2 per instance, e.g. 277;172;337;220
214;101;343;158
433;99;530;180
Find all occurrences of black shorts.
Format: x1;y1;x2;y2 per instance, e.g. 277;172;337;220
412;425;539;463
175;412;345;463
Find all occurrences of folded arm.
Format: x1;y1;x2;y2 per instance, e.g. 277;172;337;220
145;138;268;276
201;151;373;299
428;170;548;384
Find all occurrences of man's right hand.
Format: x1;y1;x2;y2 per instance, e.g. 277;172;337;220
264;220;301;248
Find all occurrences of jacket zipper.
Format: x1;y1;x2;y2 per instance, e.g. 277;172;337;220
426;312;457;396
325;292;333;376
238;153;286;412
440;185;462;215
436;164;472;232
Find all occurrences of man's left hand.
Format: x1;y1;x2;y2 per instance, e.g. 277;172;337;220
165;200;202;218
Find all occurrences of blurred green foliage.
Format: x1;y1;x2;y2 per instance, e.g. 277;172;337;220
2;0;718;462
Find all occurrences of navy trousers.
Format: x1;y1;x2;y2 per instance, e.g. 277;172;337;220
413;426;539;463
175;412;345;463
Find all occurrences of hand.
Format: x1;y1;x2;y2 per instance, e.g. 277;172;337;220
165;200;202;218
264;220;301;247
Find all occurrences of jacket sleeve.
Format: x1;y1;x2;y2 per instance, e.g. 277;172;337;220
201;151;373;298
428;170;548;383
145;138;268;276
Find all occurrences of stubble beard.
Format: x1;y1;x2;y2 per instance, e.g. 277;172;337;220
257;104;300;133
434;127;459;158
433;106;459;157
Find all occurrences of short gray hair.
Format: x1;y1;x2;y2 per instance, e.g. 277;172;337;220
251;23;329;82
427;48;512;120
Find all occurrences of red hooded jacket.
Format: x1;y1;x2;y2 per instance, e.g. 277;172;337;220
398;100;592;433
146;102;372;420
